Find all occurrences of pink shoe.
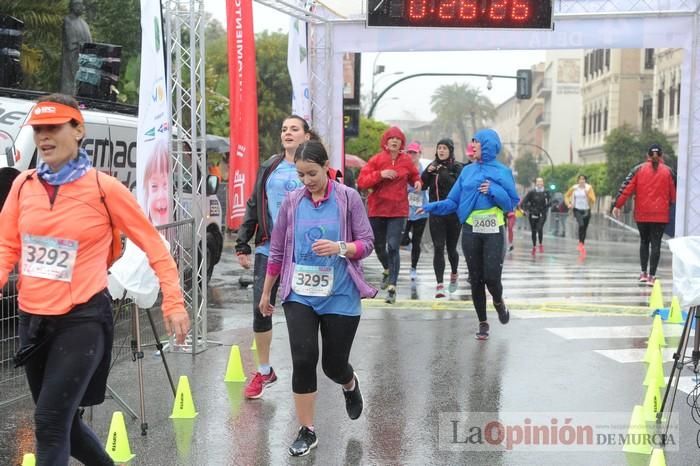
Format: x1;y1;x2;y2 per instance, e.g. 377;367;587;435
245;368;278;399
539;244;544;253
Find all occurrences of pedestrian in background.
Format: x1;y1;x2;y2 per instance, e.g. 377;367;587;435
421;137;463;297
612;143;676;285
565;175;596;256
521;177;551;255
258;140;376;457
357;126;421;304
420;129;519;340
400;141;429;282
0;94;189;466
235;115;312;399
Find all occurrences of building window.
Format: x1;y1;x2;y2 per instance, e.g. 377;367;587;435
582;115;586;136
642;97;653;130
584;54;589;79
677;83;681;115
669;85;675;116
605;49;610;70
603;107;608;131
657;88;665;119
644;49;655;69
596;109;602;133
589;113;594;135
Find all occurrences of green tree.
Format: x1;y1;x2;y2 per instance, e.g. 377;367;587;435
430;83;495;152
6;0;65;90
540;163;581;193
513;152;538;187
345;117;389;159
604;125;646;197
255;31;292;159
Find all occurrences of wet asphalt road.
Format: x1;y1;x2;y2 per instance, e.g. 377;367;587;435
1;222;697;466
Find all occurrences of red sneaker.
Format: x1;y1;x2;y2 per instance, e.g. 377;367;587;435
245;368;278;399
539;244;544;253
638;272;648;283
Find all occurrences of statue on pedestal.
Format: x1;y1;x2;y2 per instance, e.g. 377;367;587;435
60;0;92;95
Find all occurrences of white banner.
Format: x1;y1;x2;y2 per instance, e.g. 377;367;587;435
288;0;312;123
137;1;172;227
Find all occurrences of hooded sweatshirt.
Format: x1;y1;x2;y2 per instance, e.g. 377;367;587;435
421;138;463;203
357;126;421;217
423;129;519;223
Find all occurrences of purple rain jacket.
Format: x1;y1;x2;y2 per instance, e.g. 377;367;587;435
267;180;378;301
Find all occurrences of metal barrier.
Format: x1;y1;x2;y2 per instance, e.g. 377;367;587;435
0;218;195;407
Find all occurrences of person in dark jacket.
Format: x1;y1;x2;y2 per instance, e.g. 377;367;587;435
612;144;676;285
520;177;551;254
357;126;421;304
421;138;464;297
234;115;312;399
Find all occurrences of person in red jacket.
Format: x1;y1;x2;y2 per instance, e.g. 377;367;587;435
612;144;676;285
357;126;421;304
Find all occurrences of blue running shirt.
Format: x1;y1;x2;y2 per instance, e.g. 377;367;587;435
286;190;361;316
256;160;302;256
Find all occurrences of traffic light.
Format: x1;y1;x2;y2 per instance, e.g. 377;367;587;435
516;69;532;99
549;184;556;191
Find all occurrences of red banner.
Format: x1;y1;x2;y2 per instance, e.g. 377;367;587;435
226;0;259;229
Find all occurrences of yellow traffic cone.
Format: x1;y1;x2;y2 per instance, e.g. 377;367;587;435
224;345;247;382
250;337;257;351
643;334;662;364
643;349;666;389
622;405;653;455
642;384;662;422
668;296;683;324
649;315;667;348
104;411;136;462
649;448;667;466
21;453;35;466
226;381;245;418
648;279;665;311
170;376;199;419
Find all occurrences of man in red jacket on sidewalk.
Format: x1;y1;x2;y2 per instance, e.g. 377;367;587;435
358;126;421;304
612;144;676;285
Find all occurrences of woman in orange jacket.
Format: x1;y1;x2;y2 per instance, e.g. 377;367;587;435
0;94;189;466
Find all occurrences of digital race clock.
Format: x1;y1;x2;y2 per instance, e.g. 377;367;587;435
367;0;553;29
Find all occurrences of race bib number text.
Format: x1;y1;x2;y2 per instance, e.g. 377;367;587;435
292;264;333;297
472;213;499;234
21;234;78;282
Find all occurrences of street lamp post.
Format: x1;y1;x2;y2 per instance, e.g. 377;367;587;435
367;71;521;119
503;141;554;174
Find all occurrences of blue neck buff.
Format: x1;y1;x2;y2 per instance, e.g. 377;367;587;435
37;149;92;185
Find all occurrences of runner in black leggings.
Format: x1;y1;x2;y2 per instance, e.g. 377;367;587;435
565;175;596;256
520;177;551;255
421;138;463;297
420;129;519;340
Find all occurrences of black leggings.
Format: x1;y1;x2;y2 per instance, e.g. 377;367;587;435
253;253;279;332
528;214;546;246
19;294;115;466
573;209;591;243
461;224;506;323
429;214;461;283
401;217;428;268
283;301;360;394
637;222;666;276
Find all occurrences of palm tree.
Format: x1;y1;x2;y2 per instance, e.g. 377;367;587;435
430;83;496;154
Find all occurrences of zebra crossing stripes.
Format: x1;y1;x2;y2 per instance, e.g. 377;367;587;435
546;323;698;394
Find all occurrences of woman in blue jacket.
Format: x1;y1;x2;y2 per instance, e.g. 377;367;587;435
420;129;519;340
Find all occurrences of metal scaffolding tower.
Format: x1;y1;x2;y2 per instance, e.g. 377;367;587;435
164;0;208;353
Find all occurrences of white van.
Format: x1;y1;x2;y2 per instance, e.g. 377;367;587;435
0;88;224;279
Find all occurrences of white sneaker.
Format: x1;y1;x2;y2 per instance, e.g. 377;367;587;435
410;268;417;281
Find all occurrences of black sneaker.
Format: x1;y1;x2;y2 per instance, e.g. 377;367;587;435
475;322;489;340
343;374;363;420
380;271;390;290
385;287;396;304
494;301;510;324
288;426;318;457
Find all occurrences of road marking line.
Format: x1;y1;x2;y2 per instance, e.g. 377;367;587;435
546;325;685;339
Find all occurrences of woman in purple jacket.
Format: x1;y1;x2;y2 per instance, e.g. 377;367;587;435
258;140;377;457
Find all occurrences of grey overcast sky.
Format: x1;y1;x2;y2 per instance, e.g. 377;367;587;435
204;2;545;122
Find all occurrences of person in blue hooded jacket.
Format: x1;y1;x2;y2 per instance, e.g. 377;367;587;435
419;129;519;340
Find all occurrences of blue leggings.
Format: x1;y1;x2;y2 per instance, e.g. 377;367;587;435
19;293;114;466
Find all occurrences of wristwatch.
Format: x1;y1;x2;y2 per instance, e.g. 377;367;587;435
337;241;347;258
